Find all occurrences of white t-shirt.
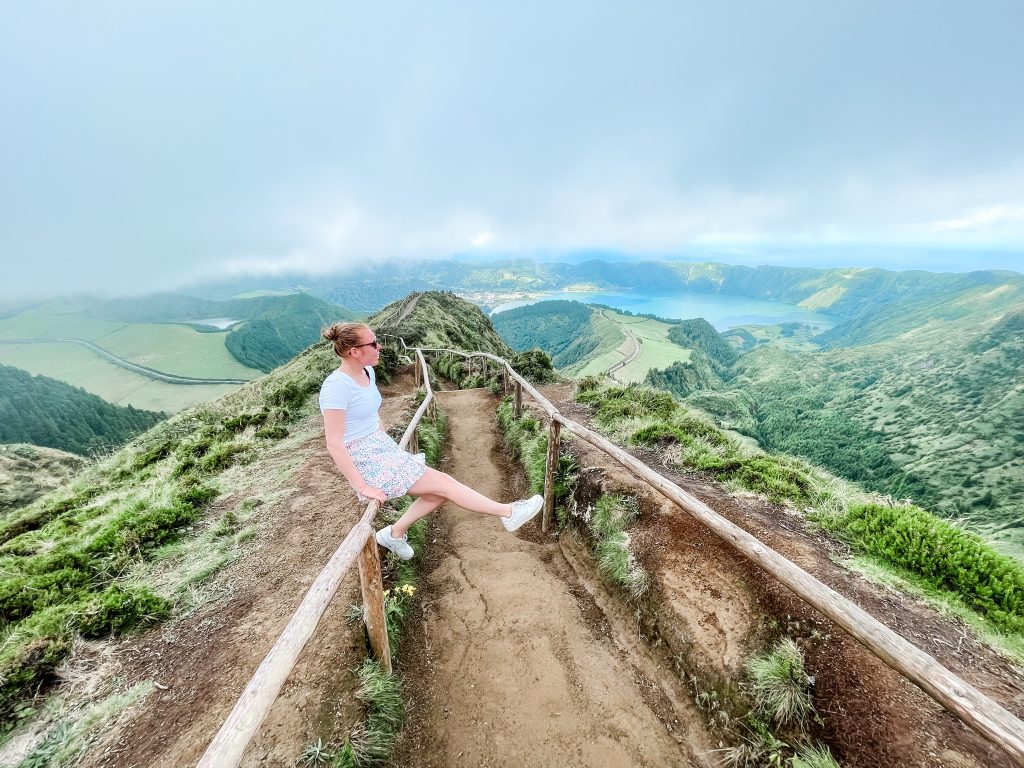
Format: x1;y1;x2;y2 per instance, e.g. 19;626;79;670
319;366;383;444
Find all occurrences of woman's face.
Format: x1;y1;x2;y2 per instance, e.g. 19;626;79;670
350;326;382;367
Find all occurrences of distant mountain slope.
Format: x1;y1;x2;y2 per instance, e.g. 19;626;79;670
0;443;84;515
89;292;362;372
371;291;514;356
491;301;621;368
0;364;165;455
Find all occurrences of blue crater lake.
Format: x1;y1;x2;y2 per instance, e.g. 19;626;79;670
488;290;837;332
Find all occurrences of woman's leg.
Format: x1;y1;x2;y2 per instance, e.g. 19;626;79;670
406;467;513;519
392;493;445;538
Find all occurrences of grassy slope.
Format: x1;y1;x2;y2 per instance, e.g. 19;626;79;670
490;301;692;382
491;300;624;369
0;445;84;517
0;336;345;734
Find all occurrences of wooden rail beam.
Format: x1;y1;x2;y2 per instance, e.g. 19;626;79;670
197;522;375;768
358;534;392;674
542;420;560;533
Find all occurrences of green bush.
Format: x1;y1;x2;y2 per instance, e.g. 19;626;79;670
824;503;1024;633
510;349;556;384
255;425;289;440
77;584;171;637
223;411;269;432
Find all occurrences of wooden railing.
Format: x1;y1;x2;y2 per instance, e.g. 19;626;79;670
197;342;1024;767
196;348;435;767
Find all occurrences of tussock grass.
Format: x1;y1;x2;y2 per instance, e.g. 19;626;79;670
791;742;841;768
745;638;814;728
14;681;154;767
587;495;648;601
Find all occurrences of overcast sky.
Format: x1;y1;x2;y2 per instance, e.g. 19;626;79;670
2;1;1022;297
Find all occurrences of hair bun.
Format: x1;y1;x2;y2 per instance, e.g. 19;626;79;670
322;327;337;341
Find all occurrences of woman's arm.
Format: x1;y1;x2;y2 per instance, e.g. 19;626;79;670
323;409;386;502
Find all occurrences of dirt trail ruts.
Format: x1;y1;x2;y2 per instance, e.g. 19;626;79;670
389;388;711;768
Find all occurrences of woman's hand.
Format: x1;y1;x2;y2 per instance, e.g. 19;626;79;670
358;484;388;503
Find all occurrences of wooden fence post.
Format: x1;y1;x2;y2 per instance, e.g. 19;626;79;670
357;536;392;675
410;429;419;454
514;380;523;418
542;420;561;533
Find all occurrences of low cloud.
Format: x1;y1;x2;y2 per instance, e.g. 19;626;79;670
928;205;1024;234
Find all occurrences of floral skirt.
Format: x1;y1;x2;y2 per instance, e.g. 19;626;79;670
347;430;428;501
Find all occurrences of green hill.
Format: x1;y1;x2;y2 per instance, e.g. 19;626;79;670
0;365;165;455
490;301;619;368
372;291;514;356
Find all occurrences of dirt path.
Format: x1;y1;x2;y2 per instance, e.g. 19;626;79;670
390;389;711;768
598;310;641;382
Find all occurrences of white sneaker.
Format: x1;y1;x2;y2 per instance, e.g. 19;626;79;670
375;525;414;560
502;495;544;532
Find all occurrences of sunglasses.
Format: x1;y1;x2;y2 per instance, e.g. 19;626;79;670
354;339;382;350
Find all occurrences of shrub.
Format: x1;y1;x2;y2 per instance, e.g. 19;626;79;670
77;584;171;637
824;502;1024;633
510;349;556;384
222;411;269;432
255;425;289;440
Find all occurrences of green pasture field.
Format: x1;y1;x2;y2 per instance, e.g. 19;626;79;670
0;343;241;413
568;309;692;382
95;324;260;379
0;302;261;380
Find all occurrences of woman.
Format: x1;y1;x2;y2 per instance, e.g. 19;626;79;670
320;321;543;560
